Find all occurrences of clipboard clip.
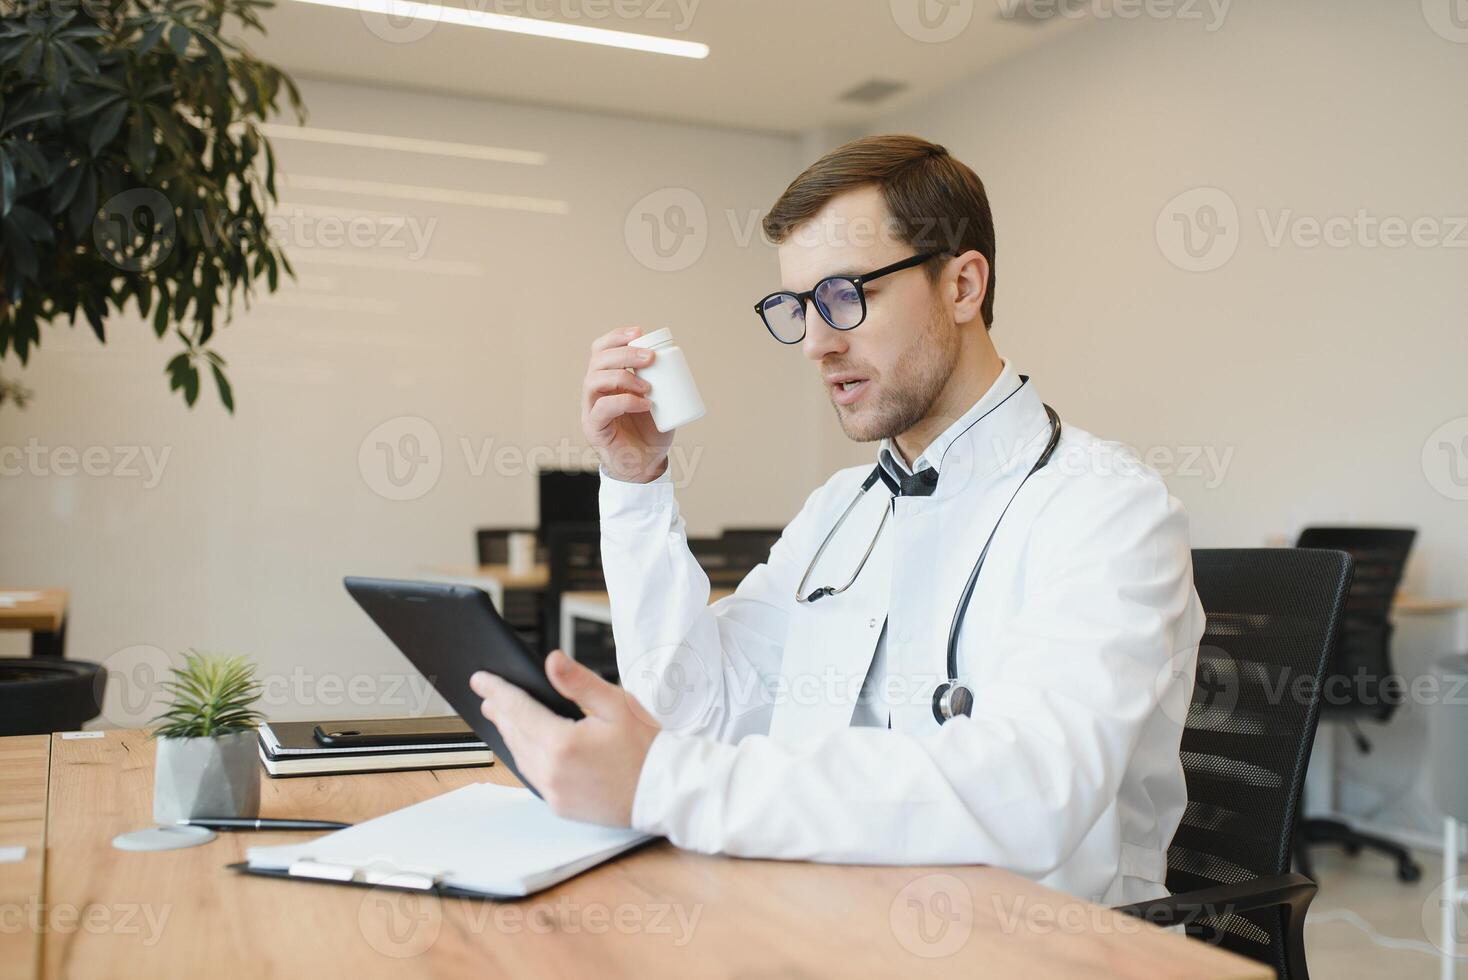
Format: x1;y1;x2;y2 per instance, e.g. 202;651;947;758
288;858;445;892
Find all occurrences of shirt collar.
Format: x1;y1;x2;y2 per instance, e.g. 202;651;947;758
877;359;1023;480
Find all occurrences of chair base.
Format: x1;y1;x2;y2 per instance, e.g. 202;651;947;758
1296;817;1422;883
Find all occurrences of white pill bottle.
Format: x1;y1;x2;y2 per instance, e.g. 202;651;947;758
628;328;706;433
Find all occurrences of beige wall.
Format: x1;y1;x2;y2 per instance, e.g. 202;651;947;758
857;0;1468;841
0;76;822;724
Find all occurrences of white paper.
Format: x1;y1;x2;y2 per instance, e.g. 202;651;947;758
246;783;650;897
0;591;42;608
60;731;104;739
0;847;26;863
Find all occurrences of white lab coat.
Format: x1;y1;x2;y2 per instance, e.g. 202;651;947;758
598;364;1204;907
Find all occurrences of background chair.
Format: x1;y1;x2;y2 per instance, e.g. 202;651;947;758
473;526;543;566
1116;546;1353;980
543;522;616;679
1291;526;1421;883
0;658;107;736
474;526;546;651
537;469;600;543
720;527;782;577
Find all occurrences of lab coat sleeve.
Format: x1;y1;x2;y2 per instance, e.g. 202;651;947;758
627;469;1202;876
598;465;833;743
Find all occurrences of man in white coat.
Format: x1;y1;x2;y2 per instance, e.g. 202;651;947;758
472;134;1204;907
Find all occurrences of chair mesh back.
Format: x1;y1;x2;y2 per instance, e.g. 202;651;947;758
1169;548;1352;977
544;523;608;657
1295;527;1415;721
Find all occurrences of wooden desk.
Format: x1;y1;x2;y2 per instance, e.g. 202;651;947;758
559;589;735;661
419;565;549;610
0;589;68;658
0;735;48;980
1393;594;1466;617
10;730;1266;979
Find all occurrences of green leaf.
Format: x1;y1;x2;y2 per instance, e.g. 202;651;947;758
182;364;199;406
167;24;190;57
50;162;83;215
1;220;37;280
210;361;233;413
0;152;13;217
89;100;127;155
136;20;167;56
126;112;156;174
7;205;53;244
153;282;171;336
68;89;125;120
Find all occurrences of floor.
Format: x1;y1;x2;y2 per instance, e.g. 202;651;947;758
1303;846;1458;978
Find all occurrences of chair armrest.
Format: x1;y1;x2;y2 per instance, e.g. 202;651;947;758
1114;872;1317;929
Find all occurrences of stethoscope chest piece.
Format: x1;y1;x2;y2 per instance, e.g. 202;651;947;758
932;682;975;723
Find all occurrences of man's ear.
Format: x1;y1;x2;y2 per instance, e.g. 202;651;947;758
949;250;989;327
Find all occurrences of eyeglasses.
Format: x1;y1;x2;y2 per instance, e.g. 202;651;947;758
753;251;944;344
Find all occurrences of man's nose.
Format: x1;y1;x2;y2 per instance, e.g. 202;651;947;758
801;301;847;362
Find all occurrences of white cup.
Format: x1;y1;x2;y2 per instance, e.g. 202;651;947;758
508;532;536;575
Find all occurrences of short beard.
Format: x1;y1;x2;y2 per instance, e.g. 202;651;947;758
834;305;959;443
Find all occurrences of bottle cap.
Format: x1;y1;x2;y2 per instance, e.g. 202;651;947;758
627;327;673;349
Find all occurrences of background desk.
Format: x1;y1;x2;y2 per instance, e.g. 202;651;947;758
0;589;68;658
419;564;549;612
559;588;735;661
1;730;1268;979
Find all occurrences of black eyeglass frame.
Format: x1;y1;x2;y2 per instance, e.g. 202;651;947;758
753;250;946;344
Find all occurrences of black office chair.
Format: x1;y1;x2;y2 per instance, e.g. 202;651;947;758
720;528;782;577
474;526;546;651
0;658;107;735
543;522;617;679
1116;547;1353;980
1292;526;1421;883
720;527;782;550
687;536;746;589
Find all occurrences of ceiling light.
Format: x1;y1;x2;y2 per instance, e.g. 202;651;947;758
286;0;709;59
282;174;569;214
259;124;547;165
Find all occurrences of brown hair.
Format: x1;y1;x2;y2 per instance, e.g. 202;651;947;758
761;134;997;329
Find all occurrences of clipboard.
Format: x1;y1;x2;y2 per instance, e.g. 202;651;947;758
229;783;654;900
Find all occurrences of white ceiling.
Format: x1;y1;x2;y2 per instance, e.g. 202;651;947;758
247;0;1086;136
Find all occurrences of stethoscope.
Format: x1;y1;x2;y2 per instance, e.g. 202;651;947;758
793;377;1063;724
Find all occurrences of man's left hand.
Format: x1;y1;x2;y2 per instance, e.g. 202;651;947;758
470;650;660;826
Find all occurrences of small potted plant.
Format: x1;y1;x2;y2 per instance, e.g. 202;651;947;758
149;652;265;824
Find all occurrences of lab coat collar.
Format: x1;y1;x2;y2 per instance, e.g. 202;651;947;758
876;360;1048;500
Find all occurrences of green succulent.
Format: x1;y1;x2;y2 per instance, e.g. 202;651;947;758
148;650;264;739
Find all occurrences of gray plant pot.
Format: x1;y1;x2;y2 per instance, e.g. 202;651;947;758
153;731;260;824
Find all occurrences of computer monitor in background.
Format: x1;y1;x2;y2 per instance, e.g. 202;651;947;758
537;468;600;540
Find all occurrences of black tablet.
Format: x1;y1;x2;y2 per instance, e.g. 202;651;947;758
343;576;581;795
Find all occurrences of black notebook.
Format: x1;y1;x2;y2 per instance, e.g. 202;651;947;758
257;717;493;778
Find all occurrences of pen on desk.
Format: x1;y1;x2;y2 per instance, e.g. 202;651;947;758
175;818;351;831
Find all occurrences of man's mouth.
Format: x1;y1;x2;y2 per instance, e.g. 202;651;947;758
826;374;871;407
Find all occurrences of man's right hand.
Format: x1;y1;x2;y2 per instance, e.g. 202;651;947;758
582;327;674;484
